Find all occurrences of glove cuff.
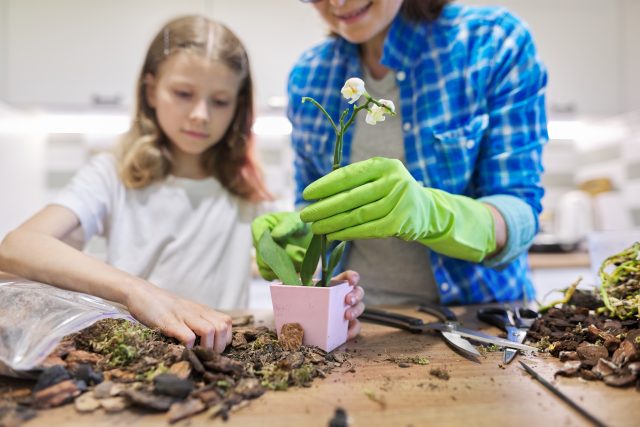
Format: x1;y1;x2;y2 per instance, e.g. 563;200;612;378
418;189;496;262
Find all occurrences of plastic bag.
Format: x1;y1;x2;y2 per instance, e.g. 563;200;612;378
0;277;135;377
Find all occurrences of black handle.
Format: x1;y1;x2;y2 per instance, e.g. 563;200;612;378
417;303;457;322
515;307;539;328
360;310;424;333
363;307;425;326
477;307;510;331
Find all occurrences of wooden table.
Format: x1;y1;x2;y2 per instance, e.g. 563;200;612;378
4;306;636;427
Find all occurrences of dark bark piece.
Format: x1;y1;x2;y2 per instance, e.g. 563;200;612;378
33;366;71;393
279;323;304;351
166;398;206;424
32;379;81;409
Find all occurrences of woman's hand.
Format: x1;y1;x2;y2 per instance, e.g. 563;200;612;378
125;282;232;353
333;270;364;340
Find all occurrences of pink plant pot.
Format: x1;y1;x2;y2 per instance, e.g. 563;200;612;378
269;280;351;352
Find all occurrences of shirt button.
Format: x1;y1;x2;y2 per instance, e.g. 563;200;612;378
403;122;412;132
396;71;406;82
465;139;475;149
305;144;311;152
440;282;450;292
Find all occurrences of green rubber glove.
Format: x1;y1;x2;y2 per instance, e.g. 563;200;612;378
299;157;497;262
251;212;313;280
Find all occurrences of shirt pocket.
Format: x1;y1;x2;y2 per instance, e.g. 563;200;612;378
429;114;489;192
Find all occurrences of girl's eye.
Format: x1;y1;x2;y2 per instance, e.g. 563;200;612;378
174;90;192;99
211;99;230;107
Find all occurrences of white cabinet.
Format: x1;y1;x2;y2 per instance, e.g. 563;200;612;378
458;0;639;116
1;0;325;109
208;0;325;110
4;0;210;107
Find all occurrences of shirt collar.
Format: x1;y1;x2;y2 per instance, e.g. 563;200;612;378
380;12;427;71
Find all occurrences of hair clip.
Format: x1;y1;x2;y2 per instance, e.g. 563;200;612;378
163;27;170;55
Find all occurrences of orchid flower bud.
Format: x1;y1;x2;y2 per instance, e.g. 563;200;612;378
365;99;395;125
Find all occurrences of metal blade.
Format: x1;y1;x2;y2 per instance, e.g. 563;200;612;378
424;323;538;352
504;327;528;364
440;331;481;357
504;348;517;364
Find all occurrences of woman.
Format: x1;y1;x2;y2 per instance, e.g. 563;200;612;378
254;0;547;307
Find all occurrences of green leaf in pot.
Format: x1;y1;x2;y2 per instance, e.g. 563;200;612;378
258;231;301;286
300;234;322;286
326;241;347;285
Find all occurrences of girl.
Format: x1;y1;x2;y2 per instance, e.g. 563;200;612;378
0;16;270;353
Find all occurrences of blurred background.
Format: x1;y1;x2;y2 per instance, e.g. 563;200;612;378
1;0;639;305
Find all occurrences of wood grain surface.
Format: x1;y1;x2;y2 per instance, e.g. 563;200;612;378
3;305;635;427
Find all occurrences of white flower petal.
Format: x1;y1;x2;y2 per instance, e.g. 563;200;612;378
365;105;387;125
341;77;366;104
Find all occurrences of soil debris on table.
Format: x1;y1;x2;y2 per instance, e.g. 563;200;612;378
384;354;430;367
0;318;349;425
527;242;640;389
429;367;450;381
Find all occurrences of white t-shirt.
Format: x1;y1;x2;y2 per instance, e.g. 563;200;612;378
53;153;259;310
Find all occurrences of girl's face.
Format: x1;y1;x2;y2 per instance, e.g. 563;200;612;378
146;52;241;160
311;0;403;45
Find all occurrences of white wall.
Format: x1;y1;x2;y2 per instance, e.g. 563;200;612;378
621;0;640;112
0;107;46;238
0;0;326;110
0;0;7;101
464;0;633;116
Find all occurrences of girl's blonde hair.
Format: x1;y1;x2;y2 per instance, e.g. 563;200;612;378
118;15;270;201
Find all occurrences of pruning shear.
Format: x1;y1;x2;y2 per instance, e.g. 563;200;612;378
361;304;537;361
476;306;539;364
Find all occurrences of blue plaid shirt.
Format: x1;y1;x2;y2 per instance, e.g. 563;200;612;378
287;5;547;304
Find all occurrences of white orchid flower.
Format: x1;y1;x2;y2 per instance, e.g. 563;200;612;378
365;99;395;125
341;77;366;104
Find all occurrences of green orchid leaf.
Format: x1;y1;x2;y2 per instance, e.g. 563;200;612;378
326;241;347;285
258;231;301;286
300;234;322;286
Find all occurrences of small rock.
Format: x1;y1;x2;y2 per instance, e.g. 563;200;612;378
93;381;114;399
74;391;101;412
153;374;194;399
122;389;175;411
99;396;128;413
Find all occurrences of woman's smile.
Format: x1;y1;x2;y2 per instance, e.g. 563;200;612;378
334;1;373;24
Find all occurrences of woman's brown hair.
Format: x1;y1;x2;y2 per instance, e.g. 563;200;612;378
118;15;270;201
400;0;454;22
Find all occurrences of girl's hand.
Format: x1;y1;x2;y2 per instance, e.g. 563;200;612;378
125;282;232;353
333;270;364;340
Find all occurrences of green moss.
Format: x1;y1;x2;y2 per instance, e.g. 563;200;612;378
139;362;168;382
290;364;314;386
257;364;289;391
84;319;160;368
